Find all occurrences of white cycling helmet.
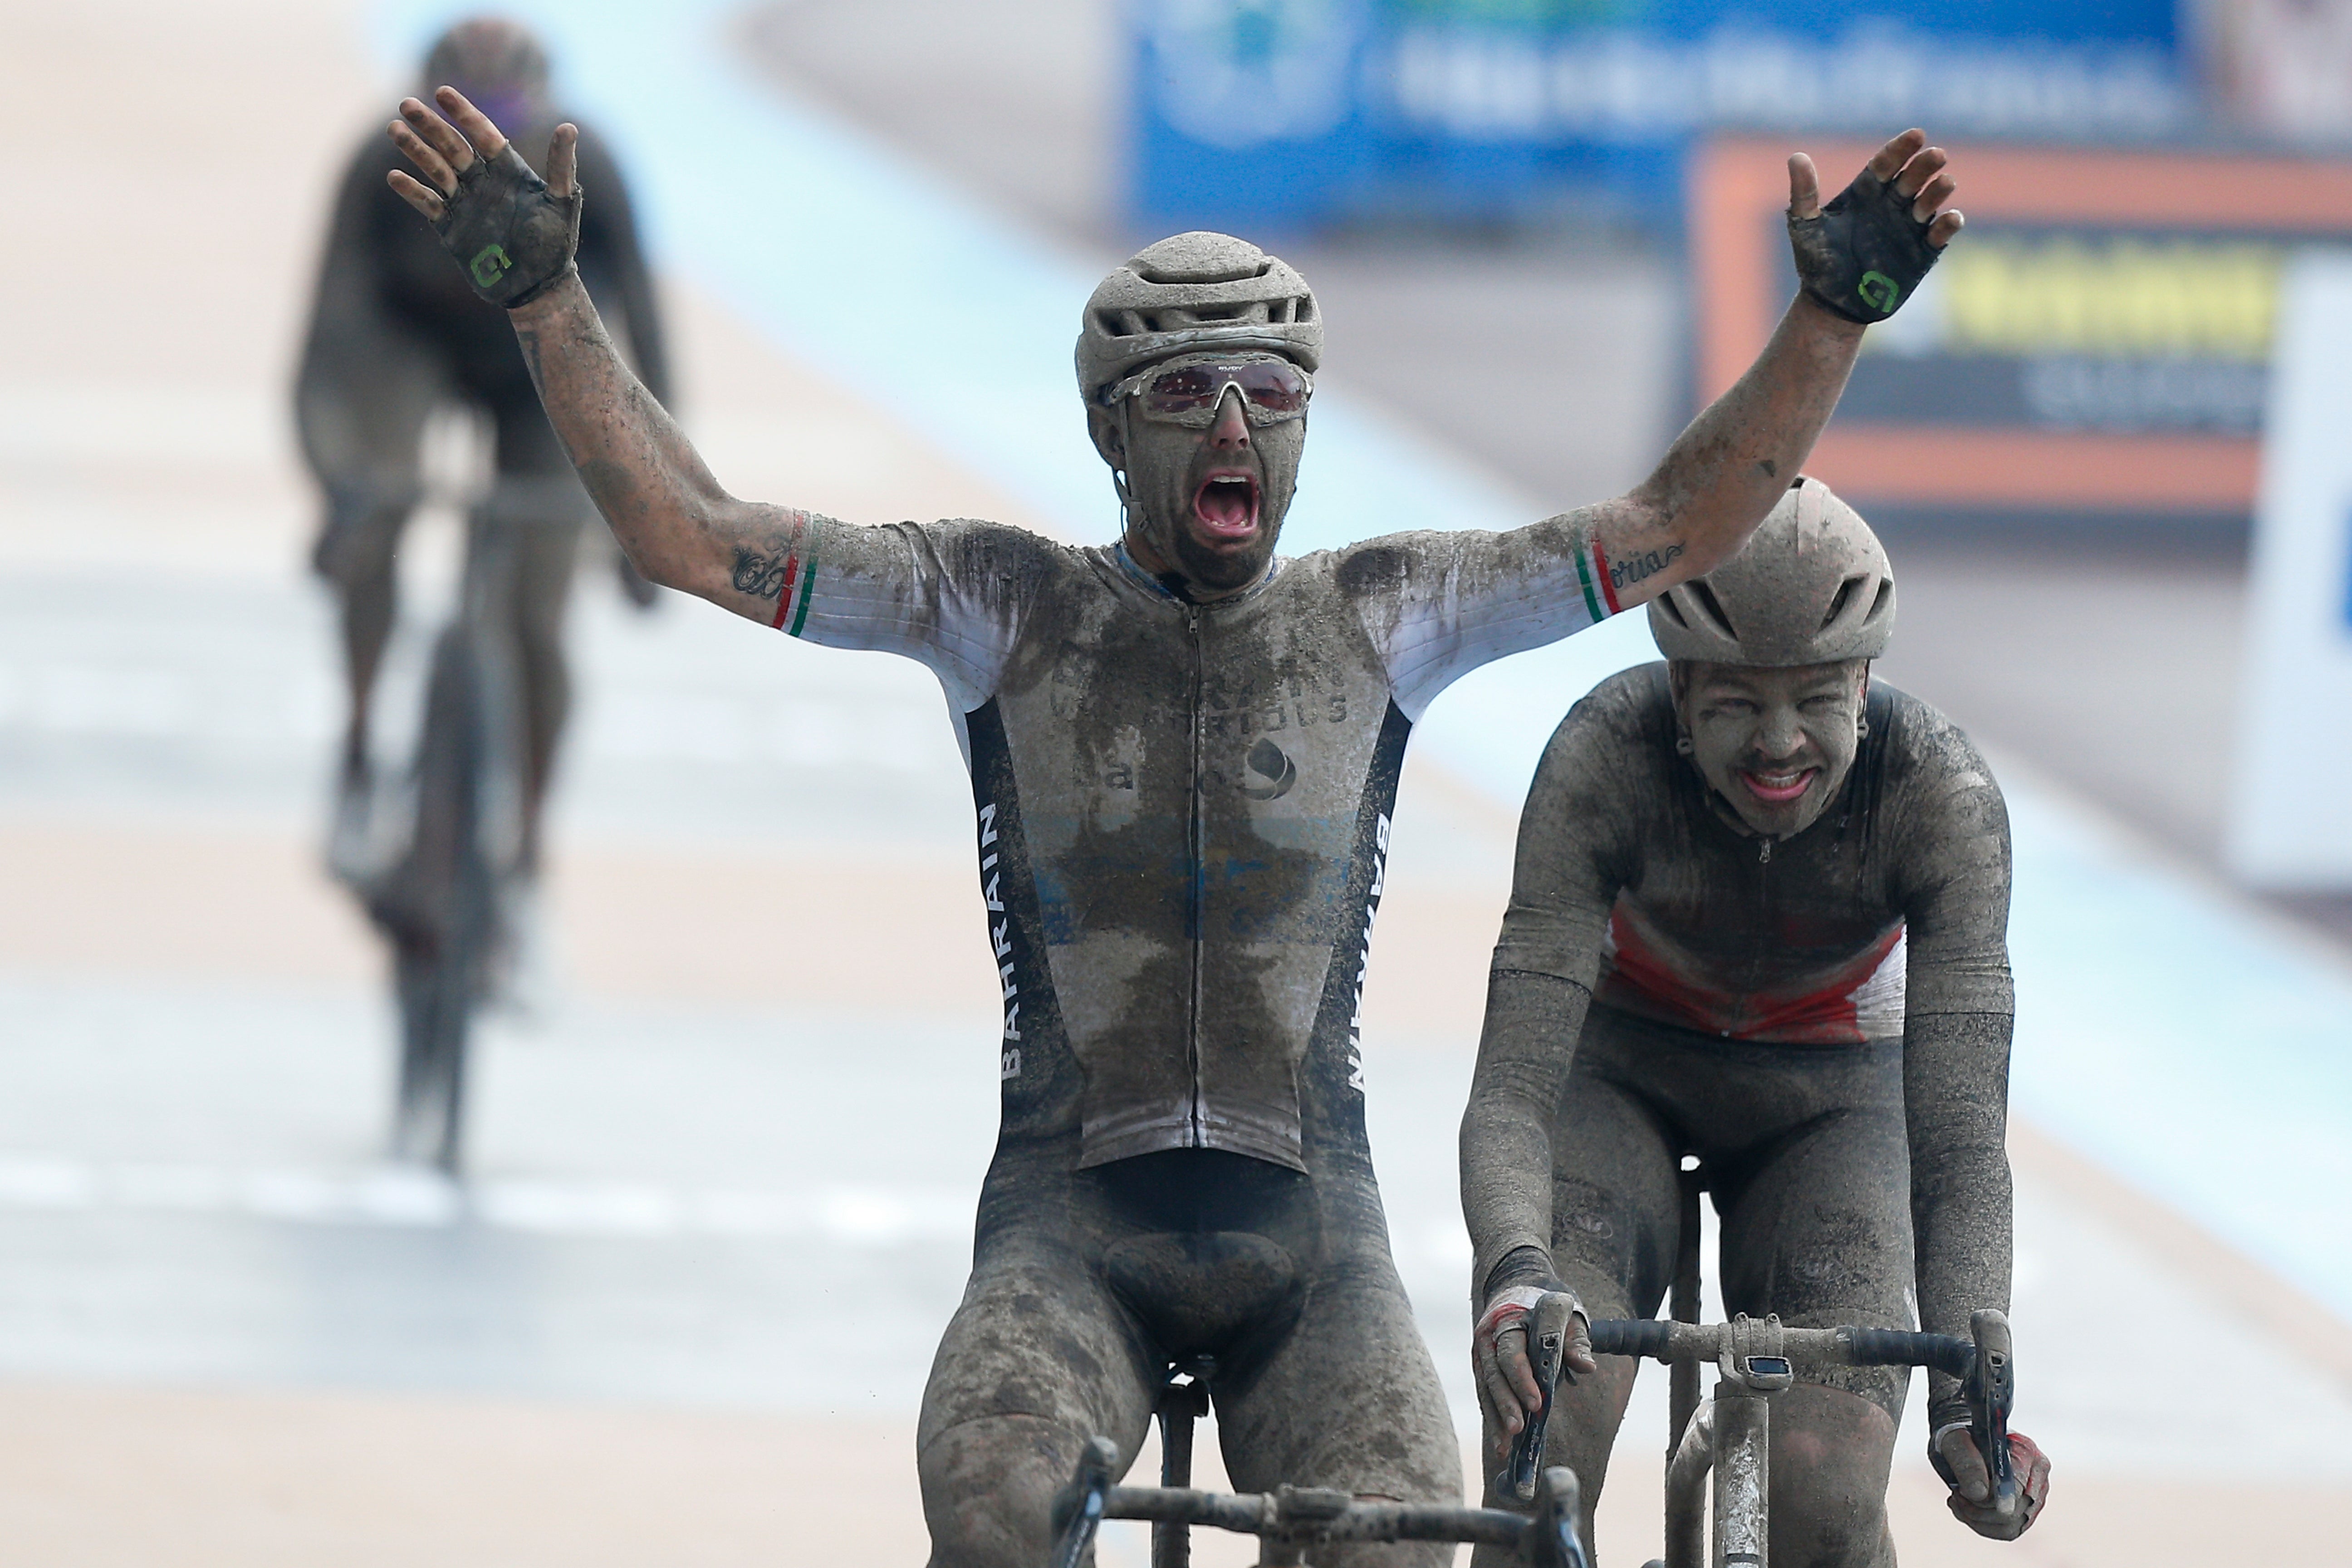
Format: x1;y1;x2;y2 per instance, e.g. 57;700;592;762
1076;231;1321;406
1648;477;1896;666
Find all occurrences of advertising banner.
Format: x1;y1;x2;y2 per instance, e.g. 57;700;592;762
1130;0;2186;231
1690;139;2352;523
2228;250;2352;888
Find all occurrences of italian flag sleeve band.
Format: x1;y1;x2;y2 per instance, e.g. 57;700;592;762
768;511;819;637
1574;534;1623;623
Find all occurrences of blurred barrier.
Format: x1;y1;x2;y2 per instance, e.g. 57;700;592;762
1131;0;2186;231
1691;137;2352;526
2230;249;2352;887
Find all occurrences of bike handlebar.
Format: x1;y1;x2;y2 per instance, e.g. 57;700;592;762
1583;1317;1978;1380
1050;1438;1592;1568
1504;1311;2014;1508
1097;1486;1529;1547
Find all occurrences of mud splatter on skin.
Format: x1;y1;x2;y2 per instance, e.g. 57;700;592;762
1095;383;1307;595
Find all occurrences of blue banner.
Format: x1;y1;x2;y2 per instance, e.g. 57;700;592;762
1131;0;2188;230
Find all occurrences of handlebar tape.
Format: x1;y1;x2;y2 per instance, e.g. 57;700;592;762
1586;1319;1671;1359
1843;1327;1976;1379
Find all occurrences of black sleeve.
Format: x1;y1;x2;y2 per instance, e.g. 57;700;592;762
570;125;672;407
1460;674;1645;1301
1889;701;2016;1427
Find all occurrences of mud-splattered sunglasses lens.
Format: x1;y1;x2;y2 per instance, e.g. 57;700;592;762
1129;361;1311;424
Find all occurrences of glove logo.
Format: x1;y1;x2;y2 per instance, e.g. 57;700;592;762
1857;270;1901;315
469;243;514;289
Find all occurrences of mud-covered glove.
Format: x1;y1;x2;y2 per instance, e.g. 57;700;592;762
1788;160;1942;324
1474;1248;1594;1468
1931;1424;2050;1540
432;142;580;309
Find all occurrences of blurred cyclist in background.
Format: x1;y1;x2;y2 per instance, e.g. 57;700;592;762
294;17;668;1161
1463;481;2051;1563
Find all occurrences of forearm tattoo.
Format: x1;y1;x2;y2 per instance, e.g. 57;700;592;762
731;510;819;635
1608;541;1684;596
731;546;789;599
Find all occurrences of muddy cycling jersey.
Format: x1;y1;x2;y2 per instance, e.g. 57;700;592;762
760;511;1615;1170
1496;664;2011;1047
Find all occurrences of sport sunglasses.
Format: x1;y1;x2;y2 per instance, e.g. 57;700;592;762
1105;359;1313;426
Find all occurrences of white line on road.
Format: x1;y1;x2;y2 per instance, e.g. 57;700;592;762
0;1155;975;1244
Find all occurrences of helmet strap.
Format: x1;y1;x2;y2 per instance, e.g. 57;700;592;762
1111;400;1138;535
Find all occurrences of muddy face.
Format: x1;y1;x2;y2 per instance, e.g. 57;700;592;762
1088;366;1305;598
1671;659;1869;838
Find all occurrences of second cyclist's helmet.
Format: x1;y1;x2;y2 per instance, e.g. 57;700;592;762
1076;232;1321;406
1648;477;1896;666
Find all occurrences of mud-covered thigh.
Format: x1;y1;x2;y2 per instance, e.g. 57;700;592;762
1711;1093;1914;1416
915;1241;1160;1568
1543;1048;1686;1318
916;1241;1157;1464
1210;1249;1460;1568
1212;1248;1460;1502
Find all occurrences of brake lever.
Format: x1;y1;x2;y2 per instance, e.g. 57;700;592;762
1505;1295;1577;1502
1965;1309;2017;1515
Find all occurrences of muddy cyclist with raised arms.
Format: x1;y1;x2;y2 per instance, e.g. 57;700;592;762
380;78;1962;1565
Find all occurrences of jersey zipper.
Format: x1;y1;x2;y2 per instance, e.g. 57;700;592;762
1184;602;1206;1147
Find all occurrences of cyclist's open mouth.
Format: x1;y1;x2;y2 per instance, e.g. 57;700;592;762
1192;472;1260;545
1739;767;1817;804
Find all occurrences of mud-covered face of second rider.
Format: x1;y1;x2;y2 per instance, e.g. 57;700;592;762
1088;351;1308;596
1672;658;1870;838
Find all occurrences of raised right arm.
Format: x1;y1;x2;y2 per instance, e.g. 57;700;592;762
505;270;788;617
385;89;800;624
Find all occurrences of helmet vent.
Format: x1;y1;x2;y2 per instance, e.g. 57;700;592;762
1131;256;1274;285
1686;579;1739;640
1867;578;1893;620
1653;593;1689;629
1818;575;1862;632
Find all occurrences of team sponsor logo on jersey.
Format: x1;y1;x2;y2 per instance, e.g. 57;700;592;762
978;801;1023;1079
1241;737;1298;800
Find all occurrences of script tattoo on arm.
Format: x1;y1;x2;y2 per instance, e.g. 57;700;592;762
1608;541;1684;597
731;544;790;603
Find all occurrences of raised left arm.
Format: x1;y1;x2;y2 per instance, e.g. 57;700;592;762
1581;128;1963;608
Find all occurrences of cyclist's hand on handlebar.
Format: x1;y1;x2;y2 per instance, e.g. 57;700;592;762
1474;1281;1594;1454
1934;1426;2049;1540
